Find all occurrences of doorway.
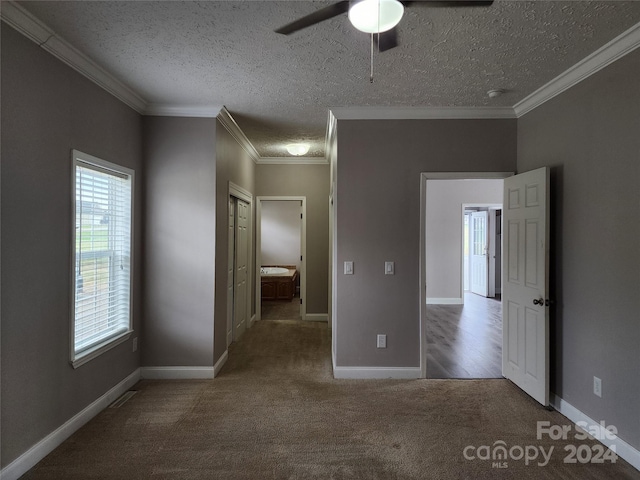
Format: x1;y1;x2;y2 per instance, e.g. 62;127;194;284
422;174;509;379
464;206;502;299
256;197;307;321
422;169;551;406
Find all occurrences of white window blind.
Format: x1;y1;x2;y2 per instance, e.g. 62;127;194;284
72;151;133;363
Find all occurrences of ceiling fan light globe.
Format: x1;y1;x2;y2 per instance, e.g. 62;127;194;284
348;0;404;34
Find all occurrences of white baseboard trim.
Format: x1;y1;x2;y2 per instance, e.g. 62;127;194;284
333;366;422;379
305;313;328;322
426;297;463;305
139;366;215;379
1;368;141;480
551;393;640;471
213;350;229;377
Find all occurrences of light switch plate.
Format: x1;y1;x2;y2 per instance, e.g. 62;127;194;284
344;261;354;275
385;261;394;275
377;334;387;348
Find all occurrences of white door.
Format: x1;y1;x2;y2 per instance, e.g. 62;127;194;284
470;211;489;297
227;198;235;347
502;167;550;406
234;199;249;340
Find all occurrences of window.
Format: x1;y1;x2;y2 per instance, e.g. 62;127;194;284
71;150;134;367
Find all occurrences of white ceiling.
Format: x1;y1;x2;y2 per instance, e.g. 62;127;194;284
14;1;640;158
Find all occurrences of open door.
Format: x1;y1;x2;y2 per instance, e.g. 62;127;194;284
470;211;489;297
502;167;550;406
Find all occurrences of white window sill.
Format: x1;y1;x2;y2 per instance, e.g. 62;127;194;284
71;330;133;369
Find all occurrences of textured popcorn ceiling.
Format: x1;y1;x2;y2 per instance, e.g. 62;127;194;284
19;1;640;158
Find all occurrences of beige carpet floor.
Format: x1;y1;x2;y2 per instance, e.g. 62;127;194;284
23;320;640;479
261;294;301;320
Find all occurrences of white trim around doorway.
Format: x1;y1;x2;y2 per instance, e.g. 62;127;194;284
419;172;513;378
255;197;307;321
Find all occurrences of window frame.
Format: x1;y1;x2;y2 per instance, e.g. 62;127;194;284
70;149;135;368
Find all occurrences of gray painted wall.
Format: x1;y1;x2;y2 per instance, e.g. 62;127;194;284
255;164;330;315
142;116;217;367
335;119;517;367
1;26;142;466
214;120;255;360
518;49;640;450
143;117;255;368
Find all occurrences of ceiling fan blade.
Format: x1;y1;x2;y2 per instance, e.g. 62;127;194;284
404;0;493;7
275;1;350;35
375;28;399;52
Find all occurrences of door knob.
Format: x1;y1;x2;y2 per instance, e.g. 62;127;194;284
533;298;544;306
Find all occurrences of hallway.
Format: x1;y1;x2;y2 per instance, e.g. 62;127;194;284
426;292;502;379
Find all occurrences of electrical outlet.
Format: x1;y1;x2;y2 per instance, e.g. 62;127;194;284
593;376;602;397
385;261;394;275
133;337;138;352
377;334;387;349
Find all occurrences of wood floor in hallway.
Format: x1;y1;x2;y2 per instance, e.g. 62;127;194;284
426;292;502;379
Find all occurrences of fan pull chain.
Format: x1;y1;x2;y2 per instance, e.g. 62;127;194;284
370;0;382;83
370;33;374;83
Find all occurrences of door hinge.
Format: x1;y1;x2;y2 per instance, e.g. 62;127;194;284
300;298;303;305
300;255;303;261
301;213;303;219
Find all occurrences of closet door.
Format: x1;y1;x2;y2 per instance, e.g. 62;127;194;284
233;199;249;340
227;198;235;347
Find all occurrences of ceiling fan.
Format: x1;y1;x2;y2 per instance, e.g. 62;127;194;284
275;0;494;52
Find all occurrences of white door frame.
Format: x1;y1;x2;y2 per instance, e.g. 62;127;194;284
420;172;513;378
255;196;307;321
487;207;501;298
228;182;253;343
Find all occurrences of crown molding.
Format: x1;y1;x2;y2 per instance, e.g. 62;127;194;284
217;107;261;163
6;0;639;152
514;21;640;117
145;104;222;118
257;157;328;165
0;1;147;114
325;110;338;157
329;106;516;120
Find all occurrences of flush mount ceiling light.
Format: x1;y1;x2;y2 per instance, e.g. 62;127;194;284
348;0;404;34
285;143;310;156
